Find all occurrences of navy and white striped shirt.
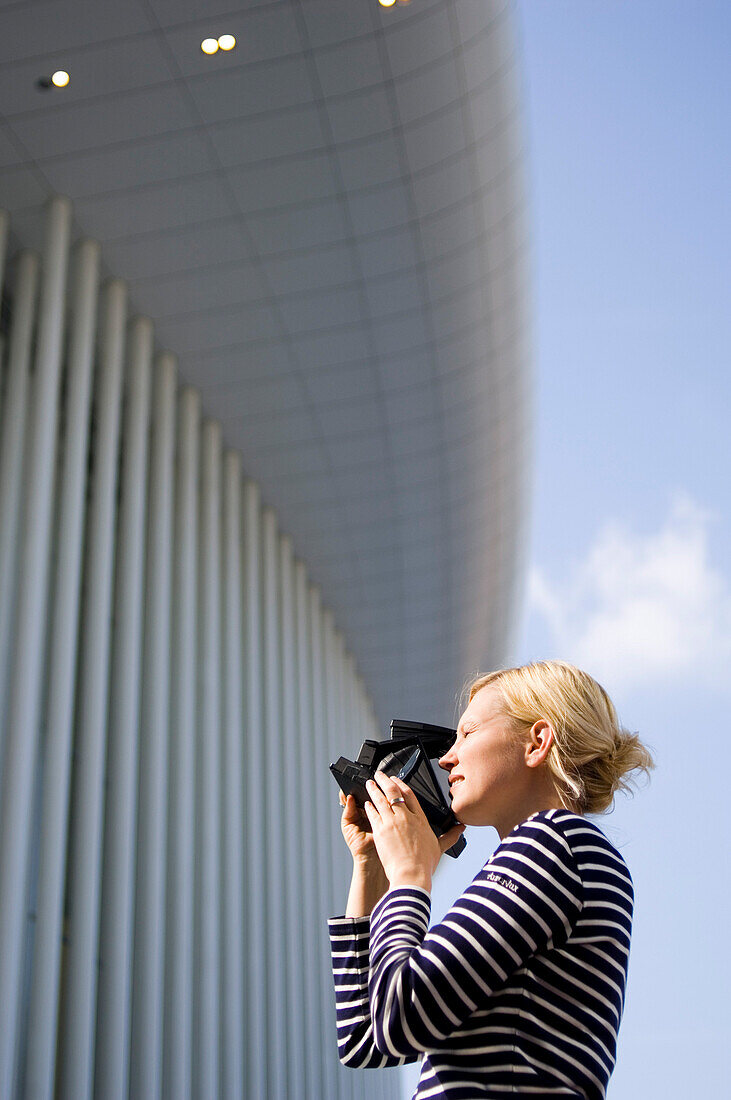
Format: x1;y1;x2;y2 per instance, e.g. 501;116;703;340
329;809;634;1098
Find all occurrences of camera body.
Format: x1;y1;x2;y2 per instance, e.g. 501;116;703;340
330;719;466;858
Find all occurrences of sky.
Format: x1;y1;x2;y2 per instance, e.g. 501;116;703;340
402;2;730;1096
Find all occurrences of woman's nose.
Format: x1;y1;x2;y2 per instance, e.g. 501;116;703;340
438;751;455;772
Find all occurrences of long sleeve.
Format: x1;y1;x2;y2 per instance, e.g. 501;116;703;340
328;915;418;1068
367;815;584;1058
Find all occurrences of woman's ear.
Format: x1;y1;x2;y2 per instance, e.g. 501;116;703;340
525;720;554;768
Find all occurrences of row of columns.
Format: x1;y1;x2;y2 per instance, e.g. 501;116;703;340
0;199;398;1099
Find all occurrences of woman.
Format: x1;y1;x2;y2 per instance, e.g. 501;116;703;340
329;660;654;1099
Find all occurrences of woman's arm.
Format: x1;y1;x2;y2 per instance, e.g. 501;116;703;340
330;792;419;1068
328;912;419;1069
367;815;584;1058
345;856;388;917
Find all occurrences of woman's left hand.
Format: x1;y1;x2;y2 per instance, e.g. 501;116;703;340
363;771;466;891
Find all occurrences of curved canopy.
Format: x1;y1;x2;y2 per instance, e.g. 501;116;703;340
0;0;530;728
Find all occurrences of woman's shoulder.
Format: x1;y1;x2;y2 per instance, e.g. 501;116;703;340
524;808;634;888
499;808;631;876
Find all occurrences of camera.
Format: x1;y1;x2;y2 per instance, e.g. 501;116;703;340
330;719;466;858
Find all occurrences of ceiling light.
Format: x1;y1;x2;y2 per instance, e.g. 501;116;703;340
379;0;397;7
217;34;236;51
201;38;219;54
51;70;70;87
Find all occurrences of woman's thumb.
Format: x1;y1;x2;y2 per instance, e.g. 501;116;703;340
439;822;466;852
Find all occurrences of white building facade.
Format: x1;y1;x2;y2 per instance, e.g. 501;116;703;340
0;1;530;1097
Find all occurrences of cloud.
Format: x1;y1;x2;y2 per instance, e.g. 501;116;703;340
527;492;731;695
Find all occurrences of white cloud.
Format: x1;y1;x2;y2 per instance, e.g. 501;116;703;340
527;492;731;695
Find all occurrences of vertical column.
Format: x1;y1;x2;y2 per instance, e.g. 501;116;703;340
242;480;266;1100
0;207;7;293
321;613;341;920
309;589;339;1099
295;562;324;1100
220;450;245;1100
0;250;39;763
130;353;176;1100
325;620;353;1100
95;317;153;1100
0;197;71;1100
24;239;100;1100
261;507;287;1099
279;536;306;1097
194;419;222;1100
163;388;200;1100
57;277;127;1100
0;209;8;435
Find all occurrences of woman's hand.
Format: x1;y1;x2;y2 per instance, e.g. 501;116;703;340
339;789;382;866
363;771;465;891
340;789;390;916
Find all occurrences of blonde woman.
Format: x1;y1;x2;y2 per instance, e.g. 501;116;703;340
329;660;653;1099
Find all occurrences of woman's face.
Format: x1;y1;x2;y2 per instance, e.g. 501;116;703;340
438;684;534;836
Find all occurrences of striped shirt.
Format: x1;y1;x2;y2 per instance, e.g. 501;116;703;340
328;809;634;1098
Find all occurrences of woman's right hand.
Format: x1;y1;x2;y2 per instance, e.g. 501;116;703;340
339;790;382;865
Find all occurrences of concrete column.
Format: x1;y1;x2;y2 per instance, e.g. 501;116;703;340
0;250;39;769
95;317;153;1100
58;277;127;1100
242;480;266;1100
262;508;287;1099
163;388;200;1100
295;562;324;1100
220;450;245;1100
23;239;100;1100
193;420;222;1100
0;197;71;1100
279;536;306;1097
130;352;176;1100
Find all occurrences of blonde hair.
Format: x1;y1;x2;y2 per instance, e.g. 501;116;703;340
467;660;654;815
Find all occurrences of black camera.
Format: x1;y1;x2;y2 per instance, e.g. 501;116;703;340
330;719;466;858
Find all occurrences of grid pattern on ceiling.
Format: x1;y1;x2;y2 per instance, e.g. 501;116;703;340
0;0;529;726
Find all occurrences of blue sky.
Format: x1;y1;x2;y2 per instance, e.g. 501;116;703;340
403;2;730;1096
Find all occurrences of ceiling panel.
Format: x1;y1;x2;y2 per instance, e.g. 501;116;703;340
136;259;262;320
262;243;357;296
147;0;277;27
160;6;303;78
383;4;454;78
186;54;313;125
103;214;253;279
0;33;175;117
41;129;214;198
277;284;363;335
10;84;197;160
393;54;461;125
247;198;347;255
0;0;152;66
336;132;403;191
0;0;529;728
225;153;337;212
300;1;375;50
0;127;22;169
73;174;232;238
207;104;325;168
326;86;394;145
312;37;384;98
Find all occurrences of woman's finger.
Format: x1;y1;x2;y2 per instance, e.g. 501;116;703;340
438;823;466;853
390;775;421;813
365;777;391;814
363;800;377;824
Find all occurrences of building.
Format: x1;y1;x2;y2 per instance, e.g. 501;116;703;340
0;1;530;1097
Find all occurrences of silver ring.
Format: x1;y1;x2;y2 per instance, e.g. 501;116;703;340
389;796;406;807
